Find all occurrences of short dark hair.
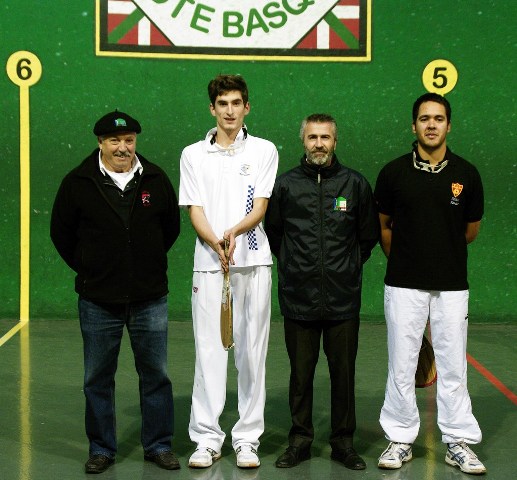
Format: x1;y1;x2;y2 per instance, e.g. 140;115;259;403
412;93;451;123
299;113;338;141
208;75;249;105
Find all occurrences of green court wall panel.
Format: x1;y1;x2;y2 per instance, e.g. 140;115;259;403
0;1;515;322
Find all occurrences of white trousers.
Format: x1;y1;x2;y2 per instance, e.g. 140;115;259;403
189;266;271;451
379;286;482;445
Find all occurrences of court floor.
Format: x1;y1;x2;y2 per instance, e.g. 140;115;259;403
0;319;515;480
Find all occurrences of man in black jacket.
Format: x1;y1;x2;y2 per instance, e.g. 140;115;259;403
265;113;378;470
51;111;180;474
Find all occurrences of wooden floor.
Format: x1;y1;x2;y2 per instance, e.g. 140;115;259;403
0;319;515;479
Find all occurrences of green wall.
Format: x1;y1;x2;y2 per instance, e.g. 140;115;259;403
1;1;515;322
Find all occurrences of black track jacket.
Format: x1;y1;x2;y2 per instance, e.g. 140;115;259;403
50;149;180;304
265;155;379;321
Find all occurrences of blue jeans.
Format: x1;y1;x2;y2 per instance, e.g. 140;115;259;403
79;296;173;458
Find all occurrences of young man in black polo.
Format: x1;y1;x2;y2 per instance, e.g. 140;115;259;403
375;93;486;475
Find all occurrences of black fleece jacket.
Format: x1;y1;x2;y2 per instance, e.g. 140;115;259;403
50;149;180;304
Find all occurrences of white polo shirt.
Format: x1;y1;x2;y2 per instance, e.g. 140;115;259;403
179;127;279;271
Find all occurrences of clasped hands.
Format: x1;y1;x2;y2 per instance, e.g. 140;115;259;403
217;230;236;273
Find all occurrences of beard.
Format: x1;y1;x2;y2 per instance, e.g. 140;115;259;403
305;147;333;166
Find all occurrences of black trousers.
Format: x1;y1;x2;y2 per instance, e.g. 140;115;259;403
284;317;359;451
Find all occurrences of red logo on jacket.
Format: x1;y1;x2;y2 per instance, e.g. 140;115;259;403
141;191;151;206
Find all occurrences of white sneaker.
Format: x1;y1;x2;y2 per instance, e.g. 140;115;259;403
235;444;260;468
378;442;412;469
188;447;221;468
446;442;486;475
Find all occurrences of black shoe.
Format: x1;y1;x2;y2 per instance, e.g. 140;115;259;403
331;447;366;470
144;450;181;470
275;446;311;468
85;455;114;474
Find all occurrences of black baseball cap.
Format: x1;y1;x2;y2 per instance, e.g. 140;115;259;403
93;110;142;136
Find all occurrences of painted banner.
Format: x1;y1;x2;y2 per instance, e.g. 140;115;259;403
96;0;371;62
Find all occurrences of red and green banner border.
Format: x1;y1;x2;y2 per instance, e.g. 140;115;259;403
95;0;372;62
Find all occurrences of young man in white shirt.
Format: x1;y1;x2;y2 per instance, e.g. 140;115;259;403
179;74;279;469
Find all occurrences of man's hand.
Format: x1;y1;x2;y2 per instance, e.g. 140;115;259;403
188;206;233;272
209;238;228;272
221;230;236;269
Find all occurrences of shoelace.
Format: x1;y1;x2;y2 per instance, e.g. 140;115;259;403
386;442;411;458
236;445;258;455
448;443;479;461
205;447;218;457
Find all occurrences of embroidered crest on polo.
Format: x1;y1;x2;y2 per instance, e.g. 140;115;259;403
450;182;463;206
240;164;251;176
451;182;463;197
333;196;347;211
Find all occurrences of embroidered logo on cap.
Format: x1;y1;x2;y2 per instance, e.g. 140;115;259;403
114;118;127;127
333;196;347;211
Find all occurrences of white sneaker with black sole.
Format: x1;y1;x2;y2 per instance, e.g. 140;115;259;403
188;447;221;468
446;442;486;475
378;442;413;469
235;444;260;468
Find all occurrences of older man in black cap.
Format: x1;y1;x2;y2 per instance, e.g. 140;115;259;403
51;111;181;473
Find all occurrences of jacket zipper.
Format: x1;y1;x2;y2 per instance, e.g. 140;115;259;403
318;169;325;313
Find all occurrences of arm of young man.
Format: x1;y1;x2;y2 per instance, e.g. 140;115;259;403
465;220;481;244
188;205;228;271
223;197;269;265
379;212;393;258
